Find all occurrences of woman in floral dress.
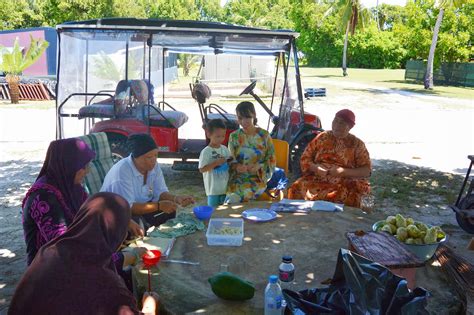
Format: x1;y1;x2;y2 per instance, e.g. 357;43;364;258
225;101;276;203
288;109;371;207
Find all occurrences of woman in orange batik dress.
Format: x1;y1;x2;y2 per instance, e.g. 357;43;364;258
288;109;371;207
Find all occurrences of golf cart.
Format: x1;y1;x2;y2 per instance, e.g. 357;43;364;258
56;18;321;173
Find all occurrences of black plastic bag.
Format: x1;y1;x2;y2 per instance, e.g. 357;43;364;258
283;249;430;314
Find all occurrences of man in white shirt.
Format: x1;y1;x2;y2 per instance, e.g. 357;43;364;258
101;134;195;230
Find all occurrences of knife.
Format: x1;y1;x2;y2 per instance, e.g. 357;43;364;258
161;259;200;265
164;238;175;257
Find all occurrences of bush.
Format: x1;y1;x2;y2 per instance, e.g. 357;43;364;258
348;26;407;69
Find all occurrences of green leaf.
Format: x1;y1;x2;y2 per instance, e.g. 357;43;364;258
0;36;49;75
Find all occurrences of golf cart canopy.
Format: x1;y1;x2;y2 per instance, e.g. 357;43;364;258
57;18;299;55
56;18;305;142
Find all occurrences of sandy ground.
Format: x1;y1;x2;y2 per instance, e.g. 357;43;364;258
0;78;473;313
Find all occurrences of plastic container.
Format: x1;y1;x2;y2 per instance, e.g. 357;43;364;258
372;220;447;261
403;238;446;261
193;205;214;220
264;275;283;315
206;218;244;246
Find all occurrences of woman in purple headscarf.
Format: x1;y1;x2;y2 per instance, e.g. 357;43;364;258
9;192;158;315
21;138;95;265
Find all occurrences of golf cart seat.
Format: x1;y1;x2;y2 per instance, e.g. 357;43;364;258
148;110;189;128
78;102;116;118
78;80;131;119
207;112;239;129
127;81;188;128
136;99;189;129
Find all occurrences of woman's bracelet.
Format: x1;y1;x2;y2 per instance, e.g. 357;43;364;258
173;195;178;204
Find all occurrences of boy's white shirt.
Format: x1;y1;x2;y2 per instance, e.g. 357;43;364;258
198;145;231;196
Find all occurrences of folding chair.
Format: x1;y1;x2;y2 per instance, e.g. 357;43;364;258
77;132;115;195
257;139;289;201
272;139;289;174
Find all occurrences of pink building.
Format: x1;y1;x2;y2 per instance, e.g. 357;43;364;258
0;27;56;76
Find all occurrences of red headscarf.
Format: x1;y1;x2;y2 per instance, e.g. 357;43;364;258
335;109;356;128
9;193;139;315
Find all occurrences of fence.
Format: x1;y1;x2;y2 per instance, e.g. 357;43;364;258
0;78;55;101
405;60;474;87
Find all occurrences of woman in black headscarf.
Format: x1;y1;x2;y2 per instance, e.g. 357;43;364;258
9;192;158;315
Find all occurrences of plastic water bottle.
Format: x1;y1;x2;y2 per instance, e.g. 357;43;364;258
264;275;283;315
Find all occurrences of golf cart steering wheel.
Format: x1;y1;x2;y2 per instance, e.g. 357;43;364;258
239;81;257;96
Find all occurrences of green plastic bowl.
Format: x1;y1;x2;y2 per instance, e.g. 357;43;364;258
372;220;447;261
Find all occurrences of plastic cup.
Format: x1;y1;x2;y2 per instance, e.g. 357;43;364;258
142;249;162;267
361;194;375;212
227;255;247;276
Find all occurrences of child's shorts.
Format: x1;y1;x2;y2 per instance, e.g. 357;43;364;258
208;194;226;207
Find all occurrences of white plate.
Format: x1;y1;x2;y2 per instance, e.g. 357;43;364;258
242;209;277;222
312;201;343;212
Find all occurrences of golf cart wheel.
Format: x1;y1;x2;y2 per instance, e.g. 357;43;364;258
109;137;131;163
456;194;474;234
290;135;315;178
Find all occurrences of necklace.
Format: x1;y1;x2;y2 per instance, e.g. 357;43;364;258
141;182;153;200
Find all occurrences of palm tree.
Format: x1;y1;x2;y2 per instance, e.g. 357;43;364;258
424;0;465;89
0;36;49;104
178;54;200;77
325;0;371;76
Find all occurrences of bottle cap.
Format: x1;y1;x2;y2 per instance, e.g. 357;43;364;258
269;275;278;283
282;255;293;263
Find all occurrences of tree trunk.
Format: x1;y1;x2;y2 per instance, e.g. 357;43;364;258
424;8;444;90
376;0;380;30
6;74;20;104
342;22;350;77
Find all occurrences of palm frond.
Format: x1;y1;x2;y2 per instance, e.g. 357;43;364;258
12;39;23;73
2;54;18;74
355;7;371;31
325;0;371;33
21;35;49;71
436;0;467;8
0;36;49;75
324;0;350;19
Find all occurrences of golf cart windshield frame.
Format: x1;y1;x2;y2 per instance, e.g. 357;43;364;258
55;18;305;139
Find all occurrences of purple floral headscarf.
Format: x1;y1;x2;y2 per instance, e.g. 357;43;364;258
35;138;95;212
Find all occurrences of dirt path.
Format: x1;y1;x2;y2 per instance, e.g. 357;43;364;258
0;80;473;312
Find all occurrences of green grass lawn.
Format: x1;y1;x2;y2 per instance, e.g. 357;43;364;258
3;67;472;108
300;67;474;100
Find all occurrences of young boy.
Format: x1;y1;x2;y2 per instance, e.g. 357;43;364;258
199;119;232;207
